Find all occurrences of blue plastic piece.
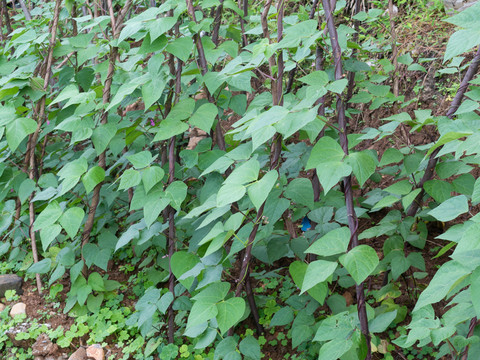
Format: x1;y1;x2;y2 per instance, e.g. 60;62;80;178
301;216;311;232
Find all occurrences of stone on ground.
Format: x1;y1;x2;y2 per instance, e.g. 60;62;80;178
0;274;23;297
68;348;87;360
9;302;26;318
32;333;58;356
444;0;479;14
86;344;104;360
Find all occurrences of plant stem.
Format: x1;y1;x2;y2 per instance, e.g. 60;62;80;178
186;0;227;151
322;0;371;357
81;0;133;274
407;45;480;217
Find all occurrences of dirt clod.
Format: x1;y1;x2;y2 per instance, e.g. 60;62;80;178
32;333;58;356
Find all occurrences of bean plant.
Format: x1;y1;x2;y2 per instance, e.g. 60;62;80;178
1;0;480;359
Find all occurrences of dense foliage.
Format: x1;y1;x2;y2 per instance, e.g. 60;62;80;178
1;0;480;359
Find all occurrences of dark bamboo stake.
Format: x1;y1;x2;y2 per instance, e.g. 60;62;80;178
17;0;31;20
211;0;224;46
461;317;478;360
186;0;226;151
322;1;371;358
406;45;480;217
165;25;183;343
285;0;320;94
345;0;362;103
25;0;62;294
0;2;4;43
71;4;78;36
1;0;13;36
238;0;248;46
80;0;133;272
228;0;284;337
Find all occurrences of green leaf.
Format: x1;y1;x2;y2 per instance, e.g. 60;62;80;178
190;103;218;133
301;260;337;293
306;227;350;256
402;188;422;210
58;207;85;239
316;161;352;195
142;166;164;194
27;258;51;274
217;183;246;207
166;181;188;211
171;251;200;290
149;16;177;41
292;324;313;348
118;169;141;190
326;79;348;94
34;201;63;231
339;245;379;284
6;117;37;151
298;71;329;86
372;195;400;211
142;78;167;109
414;260;470;311
18;178;36;203
307;136;345;169
452;173;475;196
216;297;246;335
426;131;472;156
144;194;169;228
58;157;88;179
307;137;352;194
87;293;104;313
284;178;314;210
0;103;16;126
445;3;480;28
428;195;469;222
318;340;353;360
275;107;318;139
247;170;278;211
225;158;260;185
107;81;140;111
115;224;141;251
166;36;193;62
167;98;196;121
473;177;480;204
127;151;155;169
470;267;480;318
369;311;397;333
88;272;105;291
349;91;373;104
270;307;294;327
40;224;62;251
187;301;218;329
289;261;307;289
153;118;189;142
92;124;117;155
385;180;413;196
215;337;240;360
157;292;174;314
82;166;105;194
94;249;111;271
444;29;480;62
76;284;92;305
193;282;229;303
239;336;261;360
379;148;403;166
75;67;95;92
82;243;98;268
346;151;376;186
